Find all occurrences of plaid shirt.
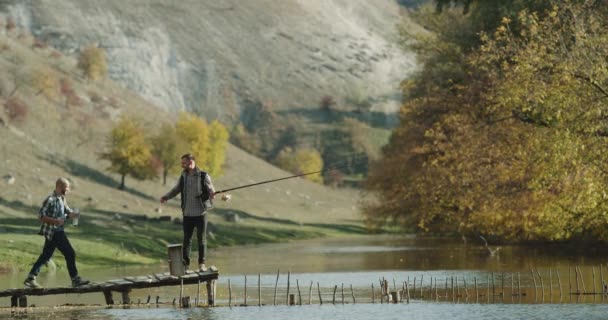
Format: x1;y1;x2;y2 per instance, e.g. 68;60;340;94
38;191;73;240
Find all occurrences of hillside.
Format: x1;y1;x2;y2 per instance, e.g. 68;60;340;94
0;26;363;272
0;0;416;118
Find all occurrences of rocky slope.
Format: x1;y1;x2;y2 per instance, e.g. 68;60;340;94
0;0;415;119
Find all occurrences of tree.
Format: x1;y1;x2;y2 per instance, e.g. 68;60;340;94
365;1;608;241
77;45;108;81
150;123;188;185
100;118;155;190
276;147;324;183
175;112;210;166
206;120;229;177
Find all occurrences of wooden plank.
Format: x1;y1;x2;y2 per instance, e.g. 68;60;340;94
0;271;219;297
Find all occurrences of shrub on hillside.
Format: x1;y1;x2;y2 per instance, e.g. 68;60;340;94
31;68;59;100
4;97;28;123
77;45;108;81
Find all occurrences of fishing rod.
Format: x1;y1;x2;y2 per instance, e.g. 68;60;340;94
215;163;350;195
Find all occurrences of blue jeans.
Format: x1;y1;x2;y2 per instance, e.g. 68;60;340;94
182;215;207;266
29;231;78;278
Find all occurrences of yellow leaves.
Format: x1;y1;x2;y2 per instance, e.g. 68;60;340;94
77;45;108;81
101;117;153;180
275;147;324;183
174;112;230;177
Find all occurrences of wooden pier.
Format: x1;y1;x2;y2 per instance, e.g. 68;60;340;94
0;269;219;308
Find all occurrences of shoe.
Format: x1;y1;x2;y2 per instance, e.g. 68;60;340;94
72;276;90;287
199;263;208;272
24;276;42;289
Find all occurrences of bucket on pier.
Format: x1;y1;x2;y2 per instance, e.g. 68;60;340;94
167;244;185;276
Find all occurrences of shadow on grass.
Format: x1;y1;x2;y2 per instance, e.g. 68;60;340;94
39;155;155;201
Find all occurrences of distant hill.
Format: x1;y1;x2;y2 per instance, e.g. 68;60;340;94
0;25;360;231
0;0;416;119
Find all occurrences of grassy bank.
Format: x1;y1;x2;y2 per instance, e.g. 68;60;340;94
0;206;368;273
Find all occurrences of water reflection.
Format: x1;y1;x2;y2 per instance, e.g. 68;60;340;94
2;235;608;319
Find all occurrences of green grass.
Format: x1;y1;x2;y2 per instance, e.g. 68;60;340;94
0;26;371;274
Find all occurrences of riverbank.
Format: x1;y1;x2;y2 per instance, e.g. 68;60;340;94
0;206;369;274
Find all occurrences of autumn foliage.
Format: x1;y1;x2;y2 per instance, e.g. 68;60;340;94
365;2;608;242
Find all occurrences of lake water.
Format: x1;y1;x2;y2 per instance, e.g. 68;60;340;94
2;235;608;319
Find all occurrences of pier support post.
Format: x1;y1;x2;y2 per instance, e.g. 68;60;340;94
121;289;131;305
10;295;26;308
103;290;114;305
206;280;216;306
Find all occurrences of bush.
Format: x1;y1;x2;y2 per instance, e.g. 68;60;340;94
4;97;28;123
77;45;108;81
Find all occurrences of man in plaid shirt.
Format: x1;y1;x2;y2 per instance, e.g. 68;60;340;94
161;153;216;272
23;178;90;288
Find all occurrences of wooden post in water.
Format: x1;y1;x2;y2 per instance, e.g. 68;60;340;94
444;277;448;298
556;269;563;300
244;275;248;306
289;294;296;306
531;269;537;299
297;280;302;305
406;280;411;303
197;280;201;307
179;278;184;307
511;273;514;297
341;283;345;305
474;277;478;298
258;274;262;306
434;277;438;300
371;283;375;303
518;272;521;297
103;290;114;305
420;275;424;298
464;276;469;297
274;269;280;305
412;277;416;299
491;272;495;298
501;272;505;298
286;271;291;305
228;279;232;307
317;282;322;305
593;267;597;295
600;265;605;295
332;285;337;304
122;289;131;305
575;265;580;294
351;284;356;304
549;269;553;299
577;265;587;294
309;281;313;305
537;269;544;301
451;276;455;300
206;280;216;306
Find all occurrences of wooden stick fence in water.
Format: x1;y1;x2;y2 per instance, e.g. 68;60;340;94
244;275;247;306
297;280;302;305
273;270;279;305
317;282;322;305
309;281;313;305
228;279;232;307
350;284;356;304
286;271;291;305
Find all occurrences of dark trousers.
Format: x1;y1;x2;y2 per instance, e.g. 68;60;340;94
29;231;78;278
182;215;207;266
